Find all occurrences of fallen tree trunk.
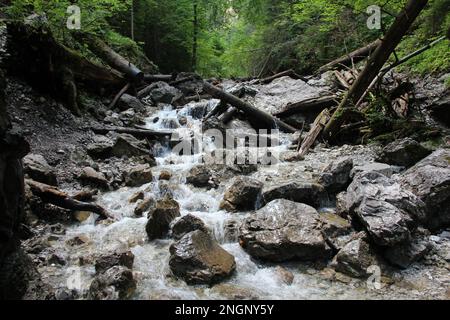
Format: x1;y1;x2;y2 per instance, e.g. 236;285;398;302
26;179;111;220
144;74;175;83
323;0;429;141
90;126;172;139
203;82;297;133
318;40;381;73
78;33;144;82
275;95;338;117
256;69;306;84
203;101;229;121
219;107;238;124
137;82;159;98
299;109;331;157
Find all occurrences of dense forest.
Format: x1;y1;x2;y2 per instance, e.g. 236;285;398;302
4;0;450;77
0;0;449;303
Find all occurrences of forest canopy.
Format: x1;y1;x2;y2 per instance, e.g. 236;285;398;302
2;0;450;77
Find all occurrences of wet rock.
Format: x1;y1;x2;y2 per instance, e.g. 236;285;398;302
118;93;145;112
171;215;209;240
398;149;450;230
239;199;332;262
159;170;172;181
220;176;263;212
186;165;218;189
146;198;181;240
318;212;354;251
134;196;156;216
332;233;377;278
377;138;431;168
119;109;144;127
280;151;304;163
202;117;227;137
149;82;183;104
95;251;135;274
275;266;295;285
210;284;260;300
88;266;136;300
55;288;79;300
23;154;57;186
262;181;325;208
78;167;109;189
46;253;66;266
224;219;239;243
129;191;145;203
169;230;236;285
384;234;431;269
66;234;90;247
342;171;426;247
318;157;353;194
351;162;403;178
124;164;153;187
74;211;91;222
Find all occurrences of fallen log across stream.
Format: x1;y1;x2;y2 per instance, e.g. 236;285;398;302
26;179;112;220
203;82;297;133
275;95;339;118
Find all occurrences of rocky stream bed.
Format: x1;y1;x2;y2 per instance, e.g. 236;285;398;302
3;69;450;300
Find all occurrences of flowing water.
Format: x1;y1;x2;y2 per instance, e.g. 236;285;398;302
38;79;449;300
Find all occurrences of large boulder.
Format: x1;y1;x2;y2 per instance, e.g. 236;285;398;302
332;233;378;278
78;167;109;189
318;157;353;194
88;266;136;300
383;232;431;269
23;154;57;186
318;212;354;251
398;149;450;230
341;171;426;247
186;165;218;189
376;138;431;168
149;81;183;104
111;134;150;158
169;230;236;285
428;94;450;127
118;94;145;112
239;199;332;262
171;215;209;240
351;162;403;178
262;181;325;208
146;198;181;240
220;176;263;212
124;164;153;187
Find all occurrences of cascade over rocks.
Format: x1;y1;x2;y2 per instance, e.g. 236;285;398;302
88;266;136;300
398;149;450;230
239;199;332;262
169;230;236;285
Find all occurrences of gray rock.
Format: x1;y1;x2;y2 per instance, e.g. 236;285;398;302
384;235;431;269
150;82;183;104
318;212;354;251
342;171;426;247
88;266;136;300
262;181;325;208
95;251;135;274
78;167;109;189
134;197;156;217
220;176;263;212
399;149;450;230
23;154;57;186
186;165;218;189
111;134;151;159
239;199;332;262
169;230;236;285
171;215;209;240
351;162;403;178
332;233;378;278
146;198;181;240
377;138;431;168
318;157;353;194
124;164;153;187
118;94;145;112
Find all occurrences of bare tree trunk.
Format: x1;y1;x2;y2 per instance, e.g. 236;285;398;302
323;0;429;141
